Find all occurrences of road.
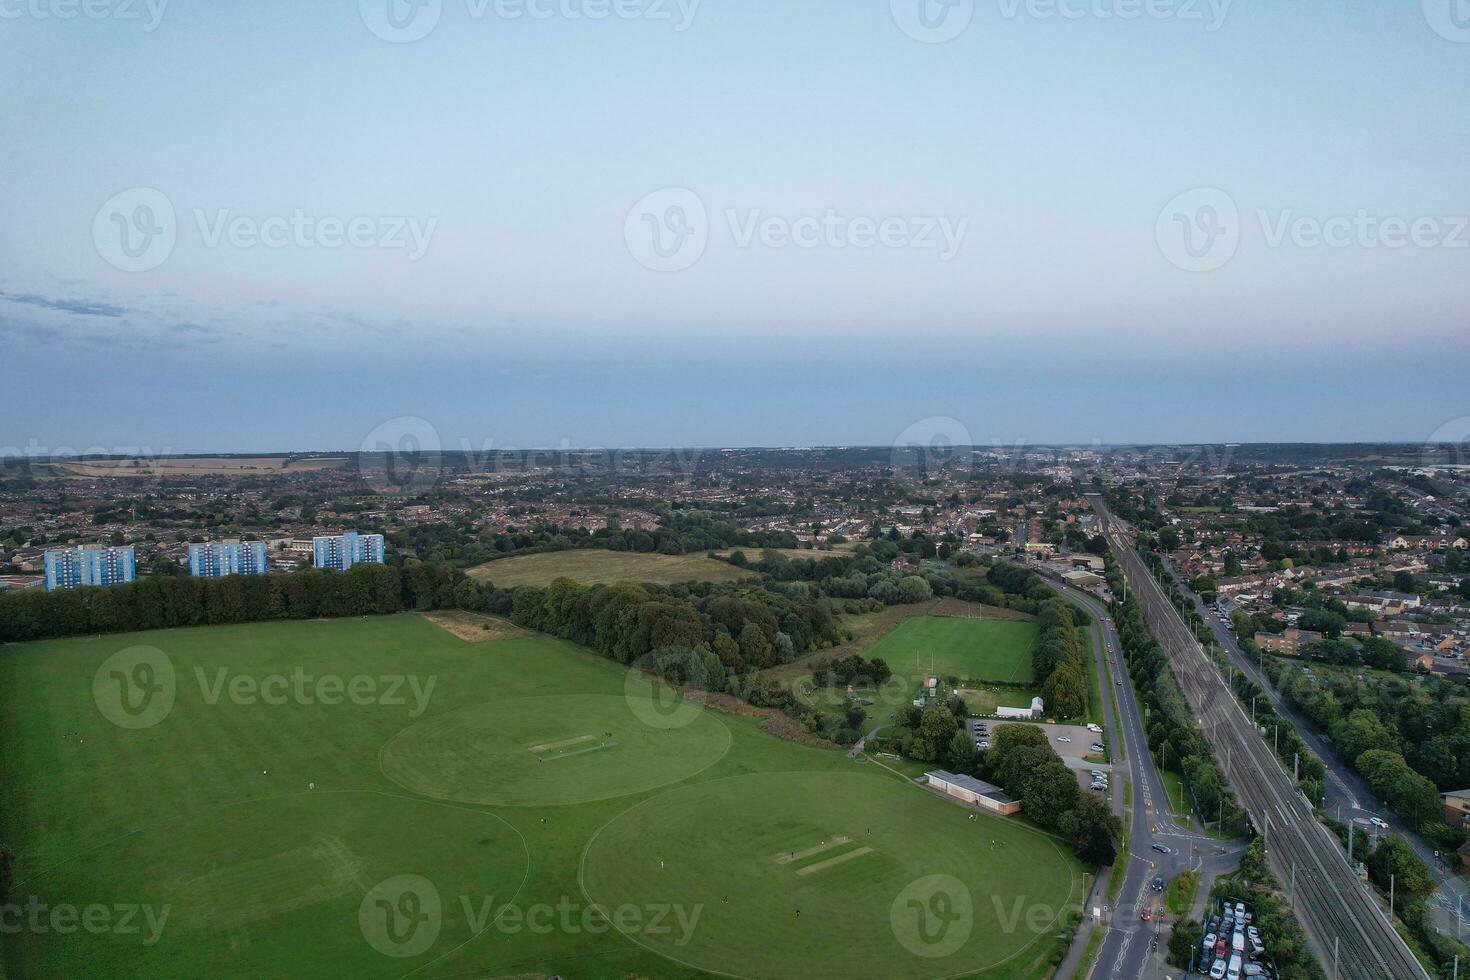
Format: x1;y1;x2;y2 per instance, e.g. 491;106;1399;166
1091;494;1431;980
1042;575;1239;978
1171;565;1470;939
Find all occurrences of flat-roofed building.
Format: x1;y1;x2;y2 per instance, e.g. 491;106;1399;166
313;531;385;571
188;539;268;578
924;771;1021;816
43;544;136;591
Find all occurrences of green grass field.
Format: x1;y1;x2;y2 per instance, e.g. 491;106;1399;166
864;616;1039;685
0;614;1080;978
467;548;753;587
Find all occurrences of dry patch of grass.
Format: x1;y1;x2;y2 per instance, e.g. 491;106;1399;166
60;456;346;477
467;549;753;588
930;597;1036;621
419;610;529;643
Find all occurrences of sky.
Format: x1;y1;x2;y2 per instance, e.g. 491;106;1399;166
1;0;1467;454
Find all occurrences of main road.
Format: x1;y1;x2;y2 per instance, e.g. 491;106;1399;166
1042;574;1236;978
1090;494;1430;980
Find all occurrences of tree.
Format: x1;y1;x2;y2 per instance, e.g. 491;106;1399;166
1167;918;1203;969
1367;836;1435;913
910;705;959;762
897;575;933;604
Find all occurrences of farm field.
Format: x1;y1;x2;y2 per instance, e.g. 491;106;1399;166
467;548;753;587
0;614;1080;978
57;455;348;477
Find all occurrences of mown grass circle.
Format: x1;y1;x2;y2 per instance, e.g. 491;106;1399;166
580;770;1079;980
379;693;731;807
4;791;528;978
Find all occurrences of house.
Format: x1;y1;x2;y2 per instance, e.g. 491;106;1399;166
1254;628;1323;656
1443;790;1470;830
1460;840;1470;872
925;771;1021;816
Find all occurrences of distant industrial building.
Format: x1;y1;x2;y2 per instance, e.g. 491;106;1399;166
43;544;136;591
925;771;1020;816
313;531;385;571
188;540;268;578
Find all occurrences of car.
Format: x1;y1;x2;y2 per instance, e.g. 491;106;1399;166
1370;816;1389;830
1090;770;1105;779
1056;736;1071;743
1086;723;1103;734
1202;932;1217;950
1140;907;1152;922
1090;743;1106;752
977;740;989;749
1116;678;1122;686
1151;877;1164;892
1150;842;1171;854
1243;964;1266;977
1209;958;1228;980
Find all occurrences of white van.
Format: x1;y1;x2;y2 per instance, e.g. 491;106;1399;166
1227;953;1243;980
1209;958;1228;980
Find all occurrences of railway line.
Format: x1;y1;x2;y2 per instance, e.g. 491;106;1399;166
1093;498;1429;980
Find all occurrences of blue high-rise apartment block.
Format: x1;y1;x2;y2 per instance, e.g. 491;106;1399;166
312;531;385;571
188;540;269;578
43;545;136;591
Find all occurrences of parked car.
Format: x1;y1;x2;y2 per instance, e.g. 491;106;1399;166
1090;742;1106;752
1209;958;1228;980
1056;736;1071;743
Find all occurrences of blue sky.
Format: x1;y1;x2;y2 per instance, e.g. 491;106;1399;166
1;0;1467;452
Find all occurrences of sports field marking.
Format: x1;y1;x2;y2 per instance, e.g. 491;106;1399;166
538;741;615;762
795;846;873;876
177;834;372;932
773;836;851;864
526;734;599;754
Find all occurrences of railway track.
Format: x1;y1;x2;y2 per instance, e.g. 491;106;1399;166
1096;511;1429;980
